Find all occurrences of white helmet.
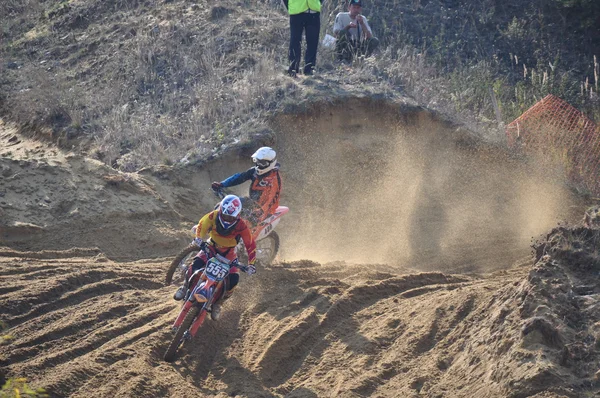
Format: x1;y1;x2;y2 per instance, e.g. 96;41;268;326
216;194;242;234
252;147;277;175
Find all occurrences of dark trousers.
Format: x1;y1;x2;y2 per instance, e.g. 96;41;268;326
289;12;320;74
335;33;379;61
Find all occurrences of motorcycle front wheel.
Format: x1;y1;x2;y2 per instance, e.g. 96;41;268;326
163;306;201;362
165;244;199;285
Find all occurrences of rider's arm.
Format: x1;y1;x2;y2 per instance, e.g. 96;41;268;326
196;211;216;240
240;227;257;266
220;168;255;188
360;17;373;39
333;13;345;36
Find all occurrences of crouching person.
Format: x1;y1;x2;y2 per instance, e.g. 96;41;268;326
333;0;379;61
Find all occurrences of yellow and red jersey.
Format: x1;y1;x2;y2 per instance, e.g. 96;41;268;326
195;210;256;265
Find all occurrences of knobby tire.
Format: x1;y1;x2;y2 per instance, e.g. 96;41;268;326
261;231;280;266
165;244;199;285
163;306;201;362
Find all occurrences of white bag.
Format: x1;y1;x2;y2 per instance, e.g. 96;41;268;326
321;34;336;48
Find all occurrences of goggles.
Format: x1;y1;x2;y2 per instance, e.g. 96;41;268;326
220;213;238;224
253;158;272;169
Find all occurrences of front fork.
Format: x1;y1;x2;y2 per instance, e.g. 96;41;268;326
172;280;223;337
172;300;194;329
171;300;209;338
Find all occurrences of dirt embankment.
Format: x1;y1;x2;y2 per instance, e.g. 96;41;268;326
3;227;600;397
0;100;583;268
1;100;597;397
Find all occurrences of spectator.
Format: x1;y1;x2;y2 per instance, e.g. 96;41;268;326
333;0;379;61
282;0;323;76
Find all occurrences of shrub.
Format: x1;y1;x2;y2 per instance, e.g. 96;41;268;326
0;378;48;398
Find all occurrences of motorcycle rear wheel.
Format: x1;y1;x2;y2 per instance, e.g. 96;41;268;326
256;231;280;266
166;244;199;285
235;231;280;267
164;306;201;362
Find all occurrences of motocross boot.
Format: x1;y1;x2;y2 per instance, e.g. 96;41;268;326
211;291;233;321
173;285;186;301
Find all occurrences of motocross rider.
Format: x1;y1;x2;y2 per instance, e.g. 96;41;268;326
174;194;257;321
211;147;282;226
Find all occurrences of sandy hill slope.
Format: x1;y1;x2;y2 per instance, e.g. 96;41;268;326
3;230;600;398
1;100;600;398
1;0;599;396
4;0;597;174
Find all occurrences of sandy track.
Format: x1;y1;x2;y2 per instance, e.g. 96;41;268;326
0;102;595;397
0;248;532;397
0;254;175;395
3;236;600;398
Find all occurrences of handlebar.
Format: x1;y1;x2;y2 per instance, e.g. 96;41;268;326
192;238;207;251
211;187;226;200
191;239;252;273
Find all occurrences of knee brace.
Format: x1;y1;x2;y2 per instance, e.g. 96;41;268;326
191;257;206;273
227;273;240;291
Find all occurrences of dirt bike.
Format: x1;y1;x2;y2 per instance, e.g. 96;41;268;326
164;242;251;362
165;188;288;285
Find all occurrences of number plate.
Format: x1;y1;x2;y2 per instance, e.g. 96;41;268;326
204;258;230;281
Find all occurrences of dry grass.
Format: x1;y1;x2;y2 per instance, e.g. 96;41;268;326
93;39;291;169
1;0;598;170
3;2;295;169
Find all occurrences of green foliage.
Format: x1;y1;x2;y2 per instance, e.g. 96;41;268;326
502;17;527;42
0;379;48;398
0;321;12;345
0;323;47;397
214;121;225;143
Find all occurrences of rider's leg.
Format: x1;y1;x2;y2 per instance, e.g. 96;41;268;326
190;256;207;273
173;253;207;300
240;197;265;228
211;272;239;321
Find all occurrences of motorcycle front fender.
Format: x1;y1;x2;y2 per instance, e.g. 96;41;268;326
190;281;217;304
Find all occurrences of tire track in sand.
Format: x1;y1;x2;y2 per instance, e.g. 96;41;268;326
0;252;179;397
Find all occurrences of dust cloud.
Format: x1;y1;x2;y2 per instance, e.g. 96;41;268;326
271;99;577;273
1;105;594;398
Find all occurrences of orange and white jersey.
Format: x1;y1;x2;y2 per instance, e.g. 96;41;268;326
220;165;282;218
